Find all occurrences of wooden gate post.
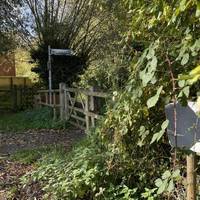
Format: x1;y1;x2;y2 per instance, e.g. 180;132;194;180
85;95;90;132
90;87;95;127
64;85;70;120
53;92;56;120
187;152;197;200
59;83;65;120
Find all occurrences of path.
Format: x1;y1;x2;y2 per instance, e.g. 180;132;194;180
0;128;85;155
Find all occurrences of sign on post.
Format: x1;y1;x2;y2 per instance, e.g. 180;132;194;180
165;102;200;153
50;49;74;56
47;46;74;105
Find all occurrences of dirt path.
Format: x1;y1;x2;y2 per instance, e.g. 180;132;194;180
0;128;85;155
0;128;85;199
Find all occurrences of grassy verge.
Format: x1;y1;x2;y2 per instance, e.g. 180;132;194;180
0;107;68;131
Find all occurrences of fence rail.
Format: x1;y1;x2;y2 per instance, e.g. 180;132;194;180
36;83;109;131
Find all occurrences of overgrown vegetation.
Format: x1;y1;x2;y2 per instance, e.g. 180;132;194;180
1;0;200;199
19;1;200;199
0;108;66;131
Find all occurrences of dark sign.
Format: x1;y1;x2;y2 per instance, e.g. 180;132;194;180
165;102;200;152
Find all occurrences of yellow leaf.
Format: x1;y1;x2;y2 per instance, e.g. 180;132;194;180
189;65;200;75
188;74;200;85
178;74;193;80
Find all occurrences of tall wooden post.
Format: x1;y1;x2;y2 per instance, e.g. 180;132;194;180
187;152;196;200
85;95;90;132
59;83;65;120
64;86;70;120
53;92;56;120
90;87;95;127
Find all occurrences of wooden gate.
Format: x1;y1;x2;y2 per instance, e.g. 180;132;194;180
37;83;109;131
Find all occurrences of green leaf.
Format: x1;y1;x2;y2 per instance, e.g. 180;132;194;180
172;169;180;178
161;120;169;130
196;2;200;17
181;53;189;65
167;180;174;192
178;80;185;88
182;86;190;97
155;178;162;187
151;120;168;144
147;48;155;60
151;132;160;144
162;170;171;179
147;86;163;108
150;56;158;70
157;179;168;194
180;0;187;11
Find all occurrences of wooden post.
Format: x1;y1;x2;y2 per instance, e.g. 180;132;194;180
59;83;65;120
90;87;95;127
187;153;196;200
85;95;90;132
53;92;56;120
64;86;70;120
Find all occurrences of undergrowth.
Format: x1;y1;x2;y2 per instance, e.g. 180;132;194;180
22;132;143;200
0;107;68;131
10;145;66;165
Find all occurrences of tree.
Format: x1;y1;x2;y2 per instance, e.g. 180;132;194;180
0;0;21;54
20;0;115;87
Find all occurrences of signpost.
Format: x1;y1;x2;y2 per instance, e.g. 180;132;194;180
47;45;74;105
165;102;200;200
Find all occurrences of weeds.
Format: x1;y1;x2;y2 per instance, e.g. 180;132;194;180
0;107;68;131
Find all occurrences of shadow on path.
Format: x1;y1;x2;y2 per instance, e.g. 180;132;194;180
0;128;85;155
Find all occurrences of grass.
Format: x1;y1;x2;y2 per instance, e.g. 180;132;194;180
0;107;69;131
10;145;66;164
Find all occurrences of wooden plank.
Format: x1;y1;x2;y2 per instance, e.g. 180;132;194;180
64;87;108;98
68;106;84;113
69;108;102;119
71;114;86;122
38;89;59;93
85;111;102;119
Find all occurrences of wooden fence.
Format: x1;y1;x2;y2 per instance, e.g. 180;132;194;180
0;76;32;89
36;83;109;131
0;85;34;110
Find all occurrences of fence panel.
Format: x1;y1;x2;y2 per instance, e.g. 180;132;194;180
0;86;34;110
